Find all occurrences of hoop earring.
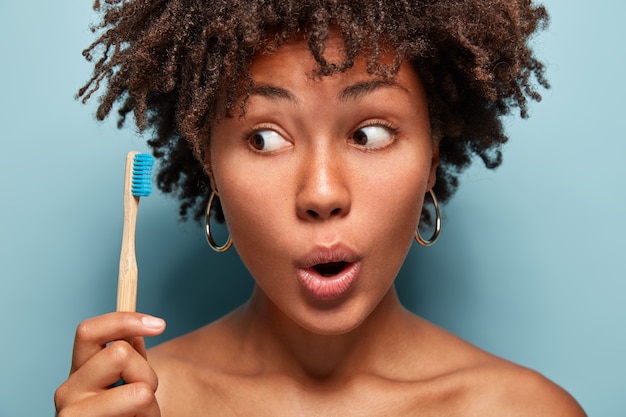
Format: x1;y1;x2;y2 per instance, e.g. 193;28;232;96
205;191;232;252
415;189;441;247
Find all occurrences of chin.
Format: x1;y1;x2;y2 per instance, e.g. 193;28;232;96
291;299;375;336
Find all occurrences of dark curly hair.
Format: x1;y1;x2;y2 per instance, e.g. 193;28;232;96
79;0;549;221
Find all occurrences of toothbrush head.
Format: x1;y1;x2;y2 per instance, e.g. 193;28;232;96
131;153;154;197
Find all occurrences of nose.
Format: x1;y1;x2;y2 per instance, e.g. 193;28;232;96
296;149;351;221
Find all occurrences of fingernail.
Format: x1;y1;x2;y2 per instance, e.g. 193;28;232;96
141;316;165;330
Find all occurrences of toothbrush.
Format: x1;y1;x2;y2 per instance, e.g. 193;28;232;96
117;151;154;312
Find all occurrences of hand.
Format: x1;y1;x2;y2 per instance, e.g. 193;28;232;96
54;312;166;417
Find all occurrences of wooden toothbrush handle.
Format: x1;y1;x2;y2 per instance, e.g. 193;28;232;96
117;152;140;312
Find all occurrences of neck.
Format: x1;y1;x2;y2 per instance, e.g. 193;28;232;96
238;286;412;381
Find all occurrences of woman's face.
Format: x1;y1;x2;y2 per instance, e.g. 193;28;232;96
209;34;438;335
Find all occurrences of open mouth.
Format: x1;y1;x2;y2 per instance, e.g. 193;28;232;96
313;261;349;277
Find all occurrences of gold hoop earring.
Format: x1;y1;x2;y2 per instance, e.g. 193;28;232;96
205;191;232;252
415;189;441;247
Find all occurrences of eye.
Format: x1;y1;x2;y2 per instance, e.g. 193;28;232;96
247;129;291;152
351;124;396;149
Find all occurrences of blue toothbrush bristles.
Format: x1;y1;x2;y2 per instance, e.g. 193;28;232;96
131;153;154;197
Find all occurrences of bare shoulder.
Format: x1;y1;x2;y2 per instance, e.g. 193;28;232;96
146;316;241;416
146;330;215;414
148;307;242;370
407;318;586;416
458;361;586;417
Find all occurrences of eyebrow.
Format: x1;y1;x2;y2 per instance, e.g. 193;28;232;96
338;80;409;103
250;84;297;102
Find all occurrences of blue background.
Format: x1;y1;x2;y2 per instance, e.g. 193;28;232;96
1;1;624;416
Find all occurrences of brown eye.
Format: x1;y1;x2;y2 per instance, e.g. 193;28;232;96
351;125;395;148
352;130;368;146
251;133;265;150
247;129;291;152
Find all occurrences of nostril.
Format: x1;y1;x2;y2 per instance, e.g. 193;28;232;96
307;210;319;218
331;208;341;216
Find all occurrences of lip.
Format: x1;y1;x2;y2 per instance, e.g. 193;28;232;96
296;245;362;301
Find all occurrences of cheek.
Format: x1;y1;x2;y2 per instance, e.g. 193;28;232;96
356;153;431;227
214;163;289;254
364;178;423;249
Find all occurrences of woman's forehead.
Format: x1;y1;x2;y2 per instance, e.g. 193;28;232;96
249;31;402;82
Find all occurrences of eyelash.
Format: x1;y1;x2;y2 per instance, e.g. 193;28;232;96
351;120;400;149
354;120;399;134
242;124;276;141
242;124;283;151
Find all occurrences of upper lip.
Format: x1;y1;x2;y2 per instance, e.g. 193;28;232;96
295;244;361;269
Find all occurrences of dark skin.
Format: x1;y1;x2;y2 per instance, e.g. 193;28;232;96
55;36;585;417
150;295;579;416
59;296;582;416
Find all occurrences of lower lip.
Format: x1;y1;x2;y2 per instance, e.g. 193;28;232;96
297;263;360;301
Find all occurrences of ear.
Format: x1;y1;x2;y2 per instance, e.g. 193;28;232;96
427;140;440;191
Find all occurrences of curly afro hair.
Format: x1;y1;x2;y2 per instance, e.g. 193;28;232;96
79;0;549;221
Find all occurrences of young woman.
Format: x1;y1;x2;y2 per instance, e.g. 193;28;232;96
55;0;586;415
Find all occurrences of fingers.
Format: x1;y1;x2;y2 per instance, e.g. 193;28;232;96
56;341;159;412
56;381;161;417
55;312;166;417
71;312;165;373
66;340;159;399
